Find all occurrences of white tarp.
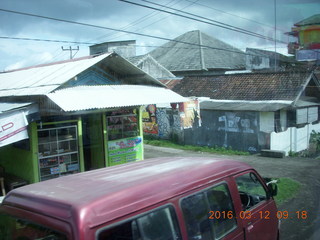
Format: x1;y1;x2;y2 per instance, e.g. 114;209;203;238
0;111;29;147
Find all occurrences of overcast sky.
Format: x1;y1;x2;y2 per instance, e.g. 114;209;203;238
0;0;319;71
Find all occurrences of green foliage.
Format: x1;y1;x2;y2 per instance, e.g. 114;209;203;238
144;139;249;155
273;177;301;206
288;151;299;157
310;130;320;151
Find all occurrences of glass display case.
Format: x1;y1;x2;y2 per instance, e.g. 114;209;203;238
37;125;79;181
107;110;139;140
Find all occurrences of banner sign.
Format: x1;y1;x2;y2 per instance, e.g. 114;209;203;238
108;136;143;166
296;49;320;61
0;111;29;147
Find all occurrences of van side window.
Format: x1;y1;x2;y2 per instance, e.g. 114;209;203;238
97;206;181;240
236;172;268;210
181;183;237;240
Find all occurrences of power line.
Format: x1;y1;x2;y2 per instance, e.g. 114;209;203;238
140;0;278;42
183;0;285;32
0;7;304;68
119;0;286;44
0;36;95;45
0;8;248;55
79;0;197;45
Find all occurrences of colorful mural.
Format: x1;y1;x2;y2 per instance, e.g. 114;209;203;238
142;105;158;135
179;100;201;129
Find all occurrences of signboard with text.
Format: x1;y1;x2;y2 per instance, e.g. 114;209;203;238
107;136;143;166
0;111;29;147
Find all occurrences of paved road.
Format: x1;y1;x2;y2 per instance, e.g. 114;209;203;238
144;144;320;240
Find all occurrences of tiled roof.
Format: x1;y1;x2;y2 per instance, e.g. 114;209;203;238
171;72;313;101
159;79;182;89
149;30;245;72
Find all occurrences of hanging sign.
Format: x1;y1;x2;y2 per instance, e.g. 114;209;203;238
0;111;29;147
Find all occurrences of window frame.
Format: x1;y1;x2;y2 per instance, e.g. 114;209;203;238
234;171;270;211
95;203;181;240
179;181;239;240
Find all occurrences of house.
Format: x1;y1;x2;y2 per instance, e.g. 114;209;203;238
89;40;136;58
160;71;320;155
0;52;186;187
245;48;299;71
127;54;176;79
89;40;176;79
286;14;320;62
149;30;246;76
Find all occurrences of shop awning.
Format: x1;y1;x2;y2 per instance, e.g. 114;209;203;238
0;102;39;147
47;85;187;112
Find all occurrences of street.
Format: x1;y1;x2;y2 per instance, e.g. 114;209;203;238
144;144;320;240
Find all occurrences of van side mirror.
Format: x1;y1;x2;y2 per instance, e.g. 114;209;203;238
267;183;278;197
264;178;278;197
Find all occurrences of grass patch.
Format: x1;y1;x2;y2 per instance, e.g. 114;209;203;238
273;177;301;206
144;139;249;155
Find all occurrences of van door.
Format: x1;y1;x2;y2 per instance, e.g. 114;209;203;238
180;181;244;240
233;171;278;240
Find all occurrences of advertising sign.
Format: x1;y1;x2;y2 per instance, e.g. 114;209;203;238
108;136;143;166
0;111;29;147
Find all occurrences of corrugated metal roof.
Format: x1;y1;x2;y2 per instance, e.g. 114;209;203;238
0;53;111;97
149;30;245;72
47;85;187;112
0;102;33;113
200;99;293;111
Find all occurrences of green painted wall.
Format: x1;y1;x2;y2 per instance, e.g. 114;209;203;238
0;122;39;184
88;114;105;169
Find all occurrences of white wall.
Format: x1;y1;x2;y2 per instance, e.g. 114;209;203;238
270;123;320;155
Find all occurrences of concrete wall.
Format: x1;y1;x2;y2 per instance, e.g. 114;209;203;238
270;122;320;155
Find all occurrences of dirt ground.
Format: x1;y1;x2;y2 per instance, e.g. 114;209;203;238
144;144;320;240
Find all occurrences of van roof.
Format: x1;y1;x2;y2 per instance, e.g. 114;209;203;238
3;157;251;228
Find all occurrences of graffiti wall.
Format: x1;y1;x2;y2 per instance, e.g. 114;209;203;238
184;110;262;153
179;100;201;129
142;105;182;140
142;105;158;135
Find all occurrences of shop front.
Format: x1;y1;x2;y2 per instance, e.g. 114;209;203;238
0;52;186;192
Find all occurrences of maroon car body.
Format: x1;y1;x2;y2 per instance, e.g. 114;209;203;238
0;157;279;240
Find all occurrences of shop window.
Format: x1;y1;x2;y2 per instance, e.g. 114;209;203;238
97;206;181;240
181;183;237;240
37;124;80;181
106;109;139;141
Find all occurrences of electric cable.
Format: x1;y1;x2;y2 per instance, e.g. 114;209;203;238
0;8;248;55
118;0;286;44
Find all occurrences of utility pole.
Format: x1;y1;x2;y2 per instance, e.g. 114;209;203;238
274;0;277;71
61;46;79;59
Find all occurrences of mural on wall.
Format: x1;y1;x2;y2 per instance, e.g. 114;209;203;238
218;112;255;133
156;108;171;138
184;110;260;153
143;104;182;139
142;105;158;135
179;100;201;129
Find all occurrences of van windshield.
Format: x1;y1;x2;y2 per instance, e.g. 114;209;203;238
0;214;67;240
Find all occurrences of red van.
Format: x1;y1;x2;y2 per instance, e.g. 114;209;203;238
0;157;279;240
